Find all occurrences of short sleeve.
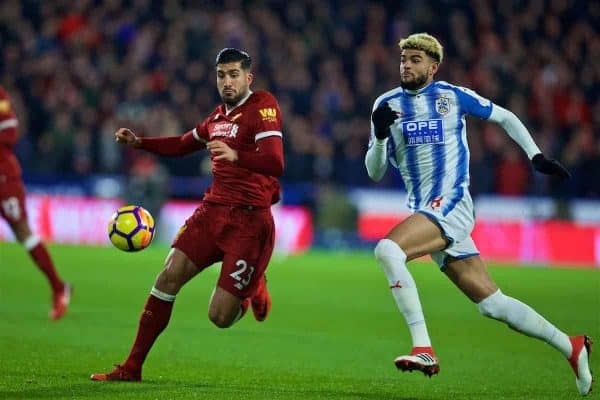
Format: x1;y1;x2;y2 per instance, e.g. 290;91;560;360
455;86;493;120
254;93;283;141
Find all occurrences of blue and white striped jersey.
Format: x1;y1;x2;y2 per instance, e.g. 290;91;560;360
369;80;493;214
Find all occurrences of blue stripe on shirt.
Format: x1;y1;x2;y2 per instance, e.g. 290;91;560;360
428;86;445;206
400;93;420;209
442;87;467;216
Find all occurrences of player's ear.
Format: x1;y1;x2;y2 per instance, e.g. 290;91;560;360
430;62;439;77
247;72;253;85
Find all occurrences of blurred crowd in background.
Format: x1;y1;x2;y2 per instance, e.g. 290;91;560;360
1;0;597;199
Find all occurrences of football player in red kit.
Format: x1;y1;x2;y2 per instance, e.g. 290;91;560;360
0;86;71;320
91;48;284;381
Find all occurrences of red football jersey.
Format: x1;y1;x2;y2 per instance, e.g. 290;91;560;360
193;90;283;208
0;86;21;179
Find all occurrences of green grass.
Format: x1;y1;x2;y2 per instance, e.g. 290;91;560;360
0;242;598;400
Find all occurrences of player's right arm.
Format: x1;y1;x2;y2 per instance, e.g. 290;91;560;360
115;127;206;156
365;100;396;181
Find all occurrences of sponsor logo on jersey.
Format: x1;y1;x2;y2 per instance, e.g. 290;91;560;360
259;108;277;122
435;96;450;115
0;100;11;113
210;122;238;139
401;119;445;146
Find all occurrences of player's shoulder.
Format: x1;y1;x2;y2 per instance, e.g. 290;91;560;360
0;86;10;101
372;86;404;110
436;81;482;99
204;105;222;121
251;90;279;106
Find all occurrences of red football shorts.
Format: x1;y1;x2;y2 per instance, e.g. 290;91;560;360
0;177;27;224
172;201;276;298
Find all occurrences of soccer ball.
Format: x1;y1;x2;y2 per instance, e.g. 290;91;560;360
107;205;155;252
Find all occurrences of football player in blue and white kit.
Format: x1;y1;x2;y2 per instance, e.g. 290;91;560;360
365;33;592;396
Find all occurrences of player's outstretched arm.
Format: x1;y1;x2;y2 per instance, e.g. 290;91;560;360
531;153;571;179
115;128;205;156
487;105;571;179
115;128;142;147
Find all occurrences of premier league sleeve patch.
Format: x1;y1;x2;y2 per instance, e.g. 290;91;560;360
401;119;445;146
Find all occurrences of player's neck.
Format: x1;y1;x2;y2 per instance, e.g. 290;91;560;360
404;80;435;95
224;90;253;114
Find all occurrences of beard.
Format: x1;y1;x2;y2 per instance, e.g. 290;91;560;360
400;73;428;90
221;94;241;106
220;89;247;106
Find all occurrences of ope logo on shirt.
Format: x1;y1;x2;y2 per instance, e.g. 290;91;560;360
401;119;445;146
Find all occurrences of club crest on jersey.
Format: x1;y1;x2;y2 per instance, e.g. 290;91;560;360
435;96;450;116
211;122;238;139
259;108;277;123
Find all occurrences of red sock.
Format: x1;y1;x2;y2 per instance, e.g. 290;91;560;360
28;243;63;293
123;295;174;372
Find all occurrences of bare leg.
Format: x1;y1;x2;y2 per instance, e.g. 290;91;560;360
91;248;200;381
208;287;246;328
444;255;572;357
444;255;594;394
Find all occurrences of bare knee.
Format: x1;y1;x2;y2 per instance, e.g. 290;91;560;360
208;287;242;328
208;309;234;329
155;268;182;294
154;250;196;294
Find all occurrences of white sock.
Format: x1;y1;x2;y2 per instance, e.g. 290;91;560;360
478;289;572;358
374;239;432;348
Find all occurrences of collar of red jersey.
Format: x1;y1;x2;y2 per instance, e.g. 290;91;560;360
224;90;253;116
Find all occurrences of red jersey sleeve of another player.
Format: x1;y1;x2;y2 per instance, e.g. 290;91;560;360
0;86;18;147
235;91;284;177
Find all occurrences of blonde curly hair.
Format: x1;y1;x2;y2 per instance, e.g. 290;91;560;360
398;33;444;63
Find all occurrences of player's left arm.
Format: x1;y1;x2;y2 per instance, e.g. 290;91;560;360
487;104;570;179
207;93;284;177
207;136;284;177
458;86;570;179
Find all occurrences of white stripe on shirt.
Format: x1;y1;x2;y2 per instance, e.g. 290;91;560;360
255;131;282;141
191;127;206;142
0;118;18;131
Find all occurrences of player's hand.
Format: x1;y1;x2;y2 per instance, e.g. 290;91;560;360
371;102;397;140
115;128;141;147
531;153;571;179
207;140;238;162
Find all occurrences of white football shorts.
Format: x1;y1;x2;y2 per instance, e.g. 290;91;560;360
415;188;479;270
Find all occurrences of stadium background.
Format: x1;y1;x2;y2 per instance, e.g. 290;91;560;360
0;0;598;264
0;2;598;399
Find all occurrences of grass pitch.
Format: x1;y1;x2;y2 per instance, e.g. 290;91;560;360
0;243;598;400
